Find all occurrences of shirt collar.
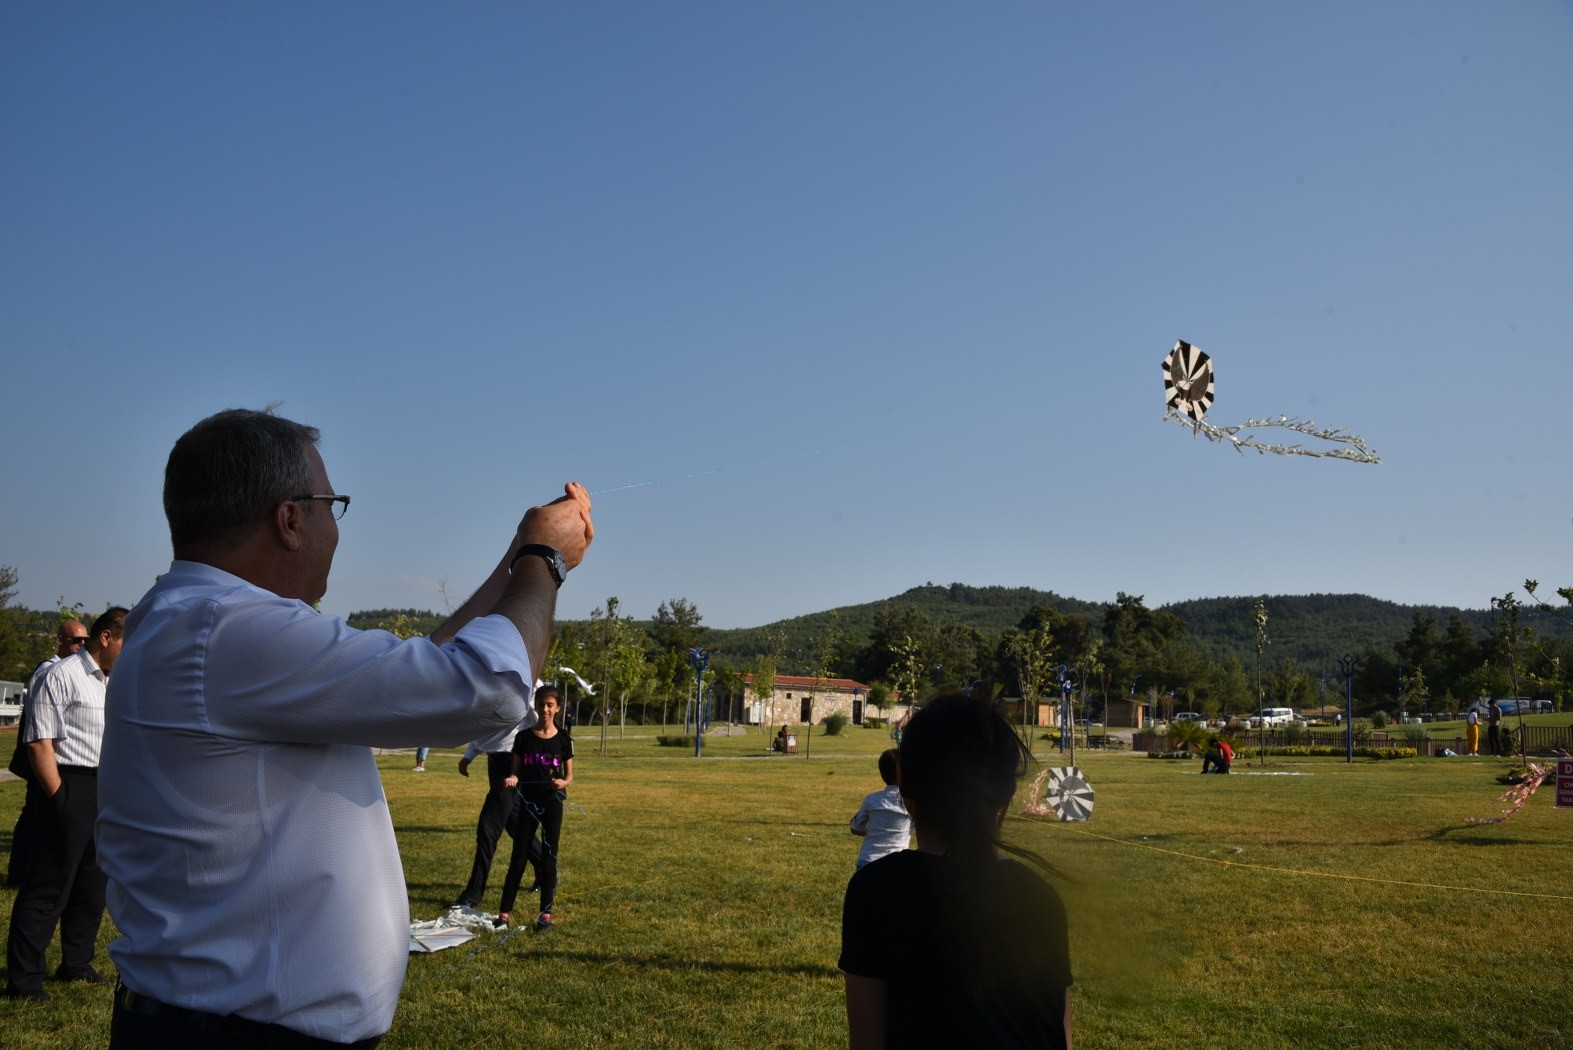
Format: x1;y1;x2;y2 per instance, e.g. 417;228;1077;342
72;646;106;682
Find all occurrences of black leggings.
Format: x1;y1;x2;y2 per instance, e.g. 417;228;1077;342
499;792;562;916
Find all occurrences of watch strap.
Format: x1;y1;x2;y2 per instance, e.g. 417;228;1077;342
508;544;565;586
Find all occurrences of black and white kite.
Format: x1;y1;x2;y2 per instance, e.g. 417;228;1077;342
1163;340;1215;422
1162;340;1379;464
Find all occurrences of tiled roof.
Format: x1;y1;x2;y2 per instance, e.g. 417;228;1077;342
742;674;871;691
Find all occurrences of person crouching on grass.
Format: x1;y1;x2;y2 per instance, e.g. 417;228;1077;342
849;749;911;868
498;684;573;931
839;695;1073;1049
1201;735;1233;774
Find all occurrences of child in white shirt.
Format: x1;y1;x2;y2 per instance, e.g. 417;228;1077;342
850;748;912;868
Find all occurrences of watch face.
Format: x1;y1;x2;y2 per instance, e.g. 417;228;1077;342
549;551;567;583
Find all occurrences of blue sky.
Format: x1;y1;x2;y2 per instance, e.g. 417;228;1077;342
3;2;1570;630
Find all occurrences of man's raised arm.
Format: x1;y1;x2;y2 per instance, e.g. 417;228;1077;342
430;482;595;672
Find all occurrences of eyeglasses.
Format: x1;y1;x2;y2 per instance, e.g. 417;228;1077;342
291;494;352;520
64;636;89;646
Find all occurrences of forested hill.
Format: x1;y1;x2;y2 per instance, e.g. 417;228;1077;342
704;586;1561;672
710;583;1105;665
1157;594;1572;670
348;583;1570;677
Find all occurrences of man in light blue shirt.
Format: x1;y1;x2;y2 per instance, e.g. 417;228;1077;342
99;408;593;1048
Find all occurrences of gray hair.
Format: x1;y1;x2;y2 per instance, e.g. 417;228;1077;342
164;408;321;555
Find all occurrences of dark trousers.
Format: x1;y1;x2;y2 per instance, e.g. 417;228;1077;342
5;709;40;887
1488;724;1502;756
499;792;562;916
6;798;42;887
5;768;107;993
112;984;383;1048
457;753;540;906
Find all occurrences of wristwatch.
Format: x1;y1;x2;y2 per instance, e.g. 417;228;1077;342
508;544;567;587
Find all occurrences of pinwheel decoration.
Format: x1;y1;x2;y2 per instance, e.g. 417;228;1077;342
1023;766;1095;822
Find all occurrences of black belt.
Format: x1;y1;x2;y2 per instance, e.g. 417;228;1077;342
115;983;382;1049
57;765;97;775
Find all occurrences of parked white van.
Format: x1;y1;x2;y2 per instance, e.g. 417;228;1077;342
1468;698;1550;717
1254;707;1295;727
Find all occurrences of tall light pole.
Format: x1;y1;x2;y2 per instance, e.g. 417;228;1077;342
1338;654;1357;764
1061;667;1075;763
689;648;710;758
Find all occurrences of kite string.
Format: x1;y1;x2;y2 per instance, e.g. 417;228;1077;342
589;404;1040;497
588;439;880;496
1167;411;1381;464
1031;821;1573;902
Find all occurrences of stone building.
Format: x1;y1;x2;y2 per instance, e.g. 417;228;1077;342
743;674;876;728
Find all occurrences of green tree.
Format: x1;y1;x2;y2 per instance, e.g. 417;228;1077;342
649;598;704;717
1005;619;1056;736
1438;614;1485;697
854;607;931;685
1266;657;1310;712
1395;612;1441;687
1205;654;1251;716
806;612;843;741
891;633;926;710
750;630;783;739
1102;593;1187;705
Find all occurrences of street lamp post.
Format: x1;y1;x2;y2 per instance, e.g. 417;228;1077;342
689;648;710;758
1338;654;1357;764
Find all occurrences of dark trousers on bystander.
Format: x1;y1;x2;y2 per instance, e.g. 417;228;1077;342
5;767;107;995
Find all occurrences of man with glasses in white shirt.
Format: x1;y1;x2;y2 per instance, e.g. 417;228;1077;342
4;607;125;1001
98;408;593;1048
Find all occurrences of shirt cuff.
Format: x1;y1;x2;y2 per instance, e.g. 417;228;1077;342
447;615;534;683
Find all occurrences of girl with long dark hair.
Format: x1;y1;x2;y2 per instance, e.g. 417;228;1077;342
839;694;1073;1048
498;684;573;931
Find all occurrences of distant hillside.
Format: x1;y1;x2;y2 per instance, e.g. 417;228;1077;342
1161;594;1518;670
351;583;1572;679
699;586;1569;677
704;583;1105;671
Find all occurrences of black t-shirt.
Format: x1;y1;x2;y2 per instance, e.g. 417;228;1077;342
510;727;573;800
839;850;1071;1050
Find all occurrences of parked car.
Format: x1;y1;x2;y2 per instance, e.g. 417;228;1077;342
1468;698;1550;717
1251;707;1295;727
1172;712;1206;724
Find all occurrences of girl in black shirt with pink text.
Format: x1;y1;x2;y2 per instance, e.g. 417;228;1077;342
499;684;573;931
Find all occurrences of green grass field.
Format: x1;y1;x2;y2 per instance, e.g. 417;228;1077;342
2;723;1570;1048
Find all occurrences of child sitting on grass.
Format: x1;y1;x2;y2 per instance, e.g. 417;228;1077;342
849;748;912;868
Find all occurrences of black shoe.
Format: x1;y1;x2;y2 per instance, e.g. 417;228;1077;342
4;986;51;1002
447;899;475;910
52;966;108;985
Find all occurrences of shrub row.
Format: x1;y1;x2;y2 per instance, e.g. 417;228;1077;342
1146;745;1417;761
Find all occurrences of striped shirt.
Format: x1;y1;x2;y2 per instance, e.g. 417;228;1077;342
25;654;61;703
25;648;107;768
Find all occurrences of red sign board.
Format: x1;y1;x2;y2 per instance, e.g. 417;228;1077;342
1558;759;1573;809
